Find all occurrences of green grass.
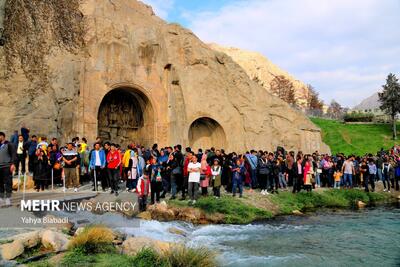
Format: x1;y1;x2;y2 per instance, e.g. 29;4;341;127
169;196;273;224
310;117;399;155
61;249;134;267
163;245;217;267
59;245;216;267
270;189;389;215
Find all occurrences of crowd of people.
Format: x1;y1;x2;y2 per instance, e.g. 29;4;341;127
1;127;400;210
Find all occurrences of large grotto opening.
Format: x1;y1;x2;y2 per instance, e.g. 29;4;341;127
188;117;227;150
97;88;155;146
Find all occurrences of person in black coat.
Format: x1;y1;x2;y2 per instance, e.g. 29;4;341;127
33;149;49;191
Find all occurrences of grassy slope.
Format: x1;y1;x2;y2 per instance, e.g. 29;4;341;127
270;189;389;215
168;189;391;223
310;117;399;155
169;196;273;224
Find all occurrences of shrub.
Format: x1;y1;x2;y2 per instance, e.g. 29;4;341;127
131;247;168;267
164;245;217;267
27;260;55;267
193;196;272;224
344;112;374;122
68;225;115;254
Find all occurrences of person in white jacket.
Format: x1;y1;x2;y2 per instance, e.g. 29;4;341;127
382;159;391;192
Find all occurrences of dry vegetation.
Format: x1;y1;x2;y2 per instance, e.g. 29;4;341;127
3;0;85;80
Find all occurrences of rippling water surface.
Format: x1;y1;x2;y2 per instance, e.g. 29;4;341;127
2;205;399;266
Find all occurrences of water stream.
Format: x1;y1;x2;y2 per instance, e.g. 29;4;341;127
1;206;399;266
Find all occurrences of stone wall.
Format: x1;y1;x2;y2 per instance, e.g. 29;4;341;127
0;0;330;153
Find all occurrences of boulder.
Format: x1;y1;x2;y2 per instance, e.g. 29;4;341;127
0;240;24;260
147;203;176;221
357;201;366;209
41;230;70;252
176;208;203;224
167;227;186;237
121;237;170;255
292;210;304;216
11;231;41;249
137;211;152;220
42;215;74;233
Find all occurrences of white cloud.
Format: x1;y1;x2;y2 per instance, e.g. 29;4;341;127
185;0;400;107
141;0;174;20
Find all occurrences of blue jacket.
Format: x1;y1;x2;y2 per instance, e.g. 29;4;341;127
232;163;245;181
27;140;38;156
245;154;258;170
10;134;18;147
89;149;106;169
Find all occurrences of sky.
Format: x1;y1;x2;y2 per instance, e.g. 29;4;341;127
142;0;400;108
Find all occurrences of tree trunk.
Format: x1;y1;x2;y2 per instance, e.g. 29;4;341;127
393;114;397;140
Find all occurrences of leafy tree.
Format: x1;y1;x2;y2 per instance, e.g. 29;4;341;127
378;73;400;140
327;100;344;119
270;75;297;106
306;84;324;115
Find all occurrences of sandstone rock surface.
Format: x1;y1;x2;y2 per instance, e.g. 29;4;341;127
0;240;24;260
0;0;329;153
209;43;311;108
41;230;70;252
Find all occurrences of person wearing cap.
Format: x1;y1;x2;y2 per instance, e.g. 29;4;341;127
62;142;80;192
211;158;222;198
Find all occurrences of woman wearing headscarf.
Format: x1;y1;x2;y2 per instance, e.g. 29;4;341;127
33;148;50;191
303;155;314;192
200;153;211;196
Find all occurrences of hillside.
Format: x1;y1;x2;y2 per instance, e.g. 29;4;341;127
208;43;310;108
311;118;399;155
353;92;380;111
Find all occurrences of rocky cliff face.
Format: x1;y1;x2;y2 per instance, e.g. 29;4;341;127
209;44;310;108
0;0;329;153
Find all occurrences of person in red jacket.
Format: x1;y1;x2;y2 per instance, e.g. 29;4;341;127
106;143;121;196
137;164;151;211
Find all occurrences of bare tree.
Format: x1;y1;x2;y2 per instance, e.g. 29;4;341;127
327;100;344;119
270;75;297;106
306;84;324;116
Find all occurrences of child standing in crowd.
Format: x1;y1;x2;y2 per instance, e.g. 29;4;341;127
211;159;222;198
137;167;151;212
232;159;245;197
334;170;342;189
